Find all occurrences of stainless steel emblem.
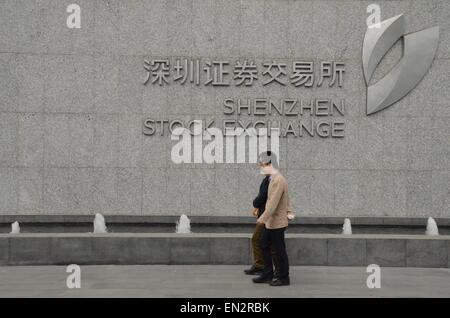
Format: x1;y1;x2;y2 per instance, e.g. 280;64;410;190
362;14;439;115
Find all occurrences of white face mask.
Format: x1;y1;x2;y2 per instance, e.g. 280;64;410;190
260;165;271;175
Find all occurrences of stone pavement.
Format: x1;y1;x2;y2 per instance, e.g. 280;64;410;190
0;265;449;298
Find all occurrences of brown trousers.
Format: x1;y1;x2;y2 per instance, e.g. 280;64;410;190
251;223;279;271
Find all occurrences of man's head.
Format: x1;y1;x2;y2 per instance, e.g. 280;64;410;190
257;151;279;175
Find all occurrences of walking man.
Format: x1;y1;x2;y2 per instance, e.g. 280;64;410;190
244;164;279;276
252;151;292;286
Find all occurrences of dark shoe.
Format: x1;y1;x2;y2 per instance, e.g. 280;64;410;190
244;266;264;275
252;275;273;284
270;278;290;286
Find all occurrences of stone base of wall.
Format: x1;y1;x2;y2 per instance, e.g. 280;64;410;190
1;215;449;235
0;233;448;268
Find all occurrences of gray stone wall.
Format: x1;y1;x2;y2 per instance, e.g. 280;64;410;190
0;0;449;217
1;233;449;268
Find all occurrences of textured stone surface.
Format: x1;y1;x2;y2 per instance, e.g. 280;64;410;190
0;238;8;265
210;236;249;264
91;237;140;264
1;265;450;298
0;0;448;217
50;237;93;265
9;237;51;265
287;237;328;265
170;237;211;264
406;239;448;268
2;215;450;235
366;239;406;267
137;237;171;264
2;233;449;268
327;238;366;266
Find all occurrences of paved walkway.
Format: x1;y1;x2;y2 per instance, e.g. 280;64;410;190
0;265;449;297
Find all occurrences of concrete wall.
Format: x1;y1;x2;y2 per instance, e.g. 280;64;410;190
1;233;449;268
1;215;450;235
0;0;449;217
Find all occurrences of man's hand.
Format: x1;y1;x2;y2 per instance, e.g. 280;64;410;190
252;208;259;217
256;218;264;225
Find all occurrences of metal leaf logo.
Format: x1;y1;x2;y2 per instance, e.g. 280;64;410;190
362;14;439;115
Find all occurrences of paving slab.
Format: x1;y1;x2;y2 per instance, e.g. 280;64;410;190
0;265;449;298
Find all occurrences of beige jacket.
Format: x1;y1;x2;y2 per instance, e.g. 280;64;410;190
257;172;292;229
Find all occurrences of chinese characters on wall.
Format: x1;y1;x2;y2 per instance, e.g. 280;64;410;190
142;58;347;138
143;59;345;88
